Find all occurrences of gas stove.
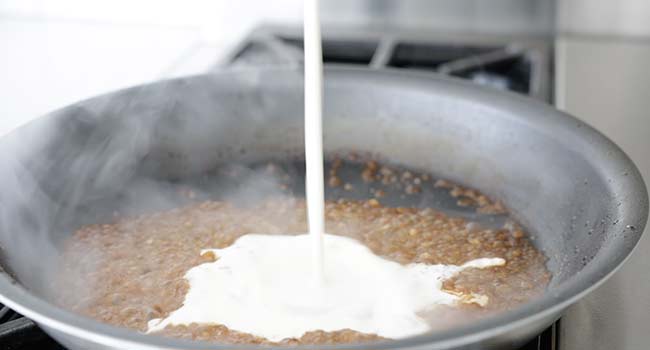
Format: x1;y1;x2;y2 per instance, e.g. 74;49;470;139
0;305;65;349
0;25;558;350
218;25;553;102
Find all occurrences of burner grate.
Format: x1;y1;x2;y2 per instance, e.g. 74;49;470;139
219;25;553;102
0;306;64;350
0;306;22;324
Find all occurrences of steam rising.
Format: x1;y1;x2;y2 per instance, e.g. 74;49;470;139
0;71;302;300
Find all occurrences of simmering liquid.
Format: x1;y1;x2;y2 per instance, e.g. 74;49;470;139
55;159;551;344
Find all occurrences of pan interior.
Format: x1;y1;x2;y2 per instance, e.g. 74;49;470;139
0;68;645;345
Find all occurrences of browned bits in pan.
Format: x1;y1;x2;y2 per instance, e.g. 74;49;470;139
328;176;342;188
405;184;421;195
200;251;217;262
434;179;507;214
367;198;381;208
361;169;374;182
328;158;343;185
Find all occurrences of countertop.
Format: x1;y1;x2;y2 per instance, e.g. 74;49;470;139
556;36;650;350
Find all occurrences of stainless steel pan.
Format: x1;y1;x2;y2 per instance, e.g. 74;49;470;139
0;67;646;350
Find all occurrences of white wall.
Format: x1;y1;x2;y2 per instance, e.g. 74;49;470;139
0;0;302;43
0;0;303;134
319;0;555;34
558;0;650;38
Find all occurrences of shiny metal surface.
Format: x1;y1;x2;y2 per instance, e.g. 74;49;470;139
0;67;646;350
556;37;650;350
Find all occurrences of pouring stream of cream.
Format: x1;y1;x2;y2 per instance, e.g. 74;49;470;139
146;0;507;341
303;0;326;286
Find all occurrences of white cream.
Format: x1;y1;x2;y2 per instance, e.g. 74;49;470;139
303;0;326;284
148;233;505;341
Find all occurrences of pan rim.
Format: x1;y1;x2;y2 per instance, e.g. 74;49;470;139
0;65;646;349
